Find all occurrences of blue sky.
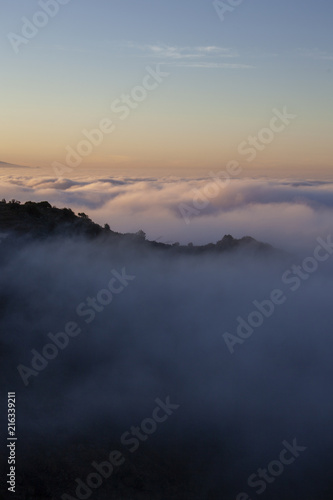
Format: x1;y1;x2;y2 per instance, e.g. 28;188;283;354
0;0;332;175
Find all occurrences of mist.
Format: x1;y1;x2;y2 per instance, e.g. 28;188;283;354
1;229;333;499
1;175;333;255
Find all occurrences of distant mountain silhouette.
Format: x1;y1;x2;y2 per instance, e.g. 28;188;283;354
0;199;273;255
0;160;35;168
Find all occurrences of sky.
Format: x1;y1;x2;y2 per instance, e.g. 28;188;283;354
0;0;333;177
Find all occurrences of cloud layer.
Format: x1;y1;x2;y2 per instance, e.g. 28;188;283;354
1;175;333;254
1;231;333;498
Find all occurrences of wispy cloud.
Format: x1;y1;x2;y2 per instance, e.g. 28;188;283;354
119;42;252;69
128;42;237;58
166;62;254;69
298;48;333;61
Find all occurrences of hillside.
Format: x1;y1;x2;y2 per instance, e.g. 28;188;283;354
0;199;273;255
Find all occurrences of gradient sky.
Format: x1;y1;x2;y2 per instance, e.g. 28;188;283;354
0;0;332;177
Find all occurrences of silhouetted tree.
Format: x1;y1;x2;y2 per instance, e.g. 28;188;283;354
136;230;146;240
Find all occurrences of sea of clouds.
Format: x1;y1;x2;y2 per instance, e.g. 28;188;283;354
1;174;333;254
1;174;333;498
1;233;333;499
